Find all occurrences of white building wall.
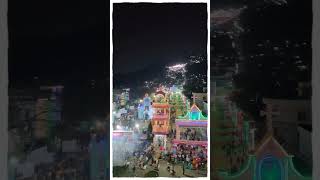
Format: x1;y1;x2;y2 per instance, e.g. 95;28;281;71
313;0;320;179
0;0;8;179
298;126;312;165
263;98;312;154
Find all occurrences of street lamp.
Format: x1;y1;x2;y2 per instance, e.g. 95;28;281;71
135;124;139;128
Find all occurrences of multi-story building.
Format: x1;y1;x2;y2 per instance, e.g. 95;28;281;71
173;104;207;146
261;98;311;156
9;88;37;152
34;86;63;141
151;90;170;148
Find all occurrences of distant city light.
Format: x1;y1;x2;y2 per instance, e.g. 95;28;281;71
167;63;187;72
96;121;103;129
232;42;236;48
266;0;287;6
298;65;307;70
211;7;246;25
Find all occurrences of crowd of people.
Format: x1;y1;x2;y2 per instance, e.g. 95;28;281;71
180;128;207;141
130;143;158;171
167;144;207;171
128;142;180;176
118;135;208;177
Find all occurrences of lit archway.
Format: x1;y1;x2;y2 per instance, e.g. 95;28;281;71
257;155;284;180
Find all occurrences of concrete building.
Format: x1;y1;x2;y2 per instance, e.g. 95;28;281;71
261;98;311;156
192;92;208;115
9;88;37;149
298;125;312;165
34;86;63;140
218;134;312;180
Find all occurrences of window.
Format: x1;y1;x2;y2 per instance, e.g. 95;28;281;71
298;112;306;121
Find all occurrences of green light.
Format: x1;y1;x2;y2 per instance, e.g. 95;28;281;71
259;156;283;180
190;112;200;120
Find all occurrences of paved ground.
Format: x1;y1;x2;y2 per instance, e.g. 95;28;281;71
114;158;207;177
113;118;208;177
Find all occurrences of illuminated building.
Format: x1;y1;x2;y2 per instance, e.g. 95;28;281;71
151;90;170;148
138;104;144;120
217;102;311;180
192;92;208;115
34;86;63;141
169;86;188;118
119;88;130;107
217;133;311;180
89;133;109;180
138;93;153;120
9;88;36;149
261;98;311;155
173;104;207;146
120;93;126;106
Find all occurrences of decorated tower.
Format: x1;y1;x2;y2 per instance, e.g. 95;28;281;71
151;89;170;148
34;86;63;142
138;103;144;120
169;86;188;117
138;93;153;120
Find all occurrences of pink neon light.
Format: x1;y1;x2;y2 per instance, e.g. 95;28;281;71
152;114;169;119
176;121;207;127
172;139;208;146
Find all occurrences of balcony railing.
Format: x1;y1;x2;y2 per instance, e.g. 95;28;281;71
152;114;169;119
152;126;169;134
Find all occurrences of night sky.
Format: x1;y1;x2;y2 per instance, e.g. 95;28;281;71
113;3;207;74
8;0;109;84
8;0;109;121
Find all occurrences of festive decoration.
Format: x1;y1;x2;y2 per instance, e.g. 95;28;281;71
177;104;207;120
151;90;171;148
169;87;188;117
174;103;207;146
218;135;312;180
138;93;153;120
